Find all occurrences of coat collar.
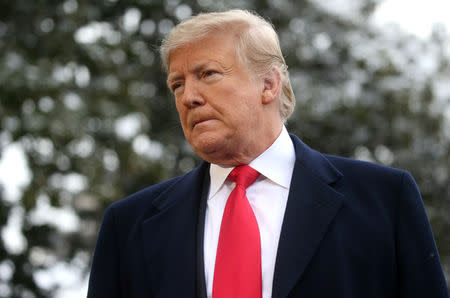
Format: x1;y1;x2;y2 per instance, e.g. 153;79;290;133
141;162;209;298
271;134;344;298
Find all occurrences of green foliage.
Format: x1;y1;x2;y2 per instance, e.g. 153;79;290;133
0;0;449;295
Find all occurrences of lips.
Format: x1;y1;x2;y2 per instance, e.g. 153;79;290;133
194;118;208;125
191;116;215;128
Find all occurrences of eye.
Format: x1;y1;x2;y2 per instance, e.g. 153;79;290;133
171;82;183;92
202;70;217;78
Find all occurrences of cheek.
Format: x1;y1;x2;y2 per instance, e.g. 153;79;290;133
175;102;186;120
175;105;189;130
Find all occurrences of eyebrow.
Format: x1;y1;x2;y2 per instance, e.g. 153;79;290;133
167;62;216;86
167;73;182;87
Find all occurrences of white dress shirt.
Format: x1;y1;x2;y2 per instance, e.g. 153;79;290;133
204;126;296;298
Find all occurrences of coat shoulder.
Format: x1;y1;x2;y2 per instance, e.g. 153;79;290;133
106;162;208;220
324;154;408;182
110;175;182;212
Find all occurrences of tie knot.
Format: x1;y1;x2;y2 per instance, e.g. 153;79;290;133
228;165;259;189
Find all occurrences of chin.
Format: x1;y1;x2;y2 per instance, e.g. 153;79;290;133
193;141;221;156
191;138;226;162
190;131;221;150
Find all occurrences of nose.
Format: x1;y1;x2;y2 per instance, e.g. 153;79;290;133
180;78;205;109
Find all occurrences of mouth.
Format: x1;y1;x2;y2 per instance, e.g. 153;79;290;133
192;117;214;128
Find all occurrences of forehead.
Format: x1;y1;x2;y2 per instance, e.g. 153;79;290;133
168;34;239;73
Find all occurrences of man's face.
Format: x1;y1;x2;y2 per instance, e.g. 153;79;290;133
167;34;276;166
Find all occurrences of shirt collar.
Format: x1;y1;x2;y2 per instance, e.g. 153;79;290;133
209;125;295;199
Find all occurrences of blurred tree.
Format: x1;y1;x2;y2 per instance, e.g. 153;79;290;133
0;0;448;296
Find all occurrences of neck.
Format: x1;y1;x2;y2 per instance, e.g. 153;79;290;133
205;122;283;167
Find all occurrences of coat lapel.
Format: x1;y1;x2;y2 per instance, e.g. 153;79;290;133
196;170;209;298
140;162;209;298
272;135;344;298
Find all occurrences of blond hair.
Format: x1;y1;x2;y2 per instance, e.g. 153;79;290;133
160;9;295;121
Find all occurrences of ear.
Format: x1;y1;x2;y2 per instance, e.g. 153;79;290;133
261;68;282;105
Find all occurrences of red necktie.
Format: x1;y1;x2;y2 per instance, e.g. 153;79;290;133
213;165;262;298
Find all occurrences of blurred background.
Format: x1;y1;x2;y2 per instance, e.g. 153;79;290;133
0;0;449;297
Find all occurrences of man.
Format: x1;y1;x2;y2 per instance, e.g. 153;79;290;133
88;9;449;298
